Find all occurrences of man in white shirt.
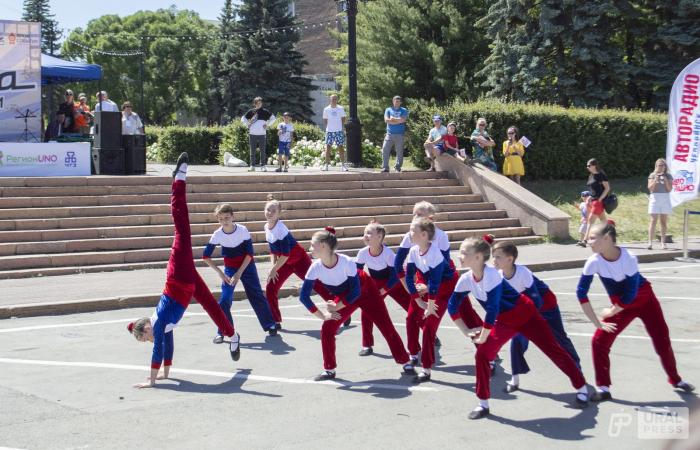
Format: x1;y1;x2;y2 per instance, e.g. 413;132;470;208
94;91;119;112
322;94;347;171
121;101;144;135
241;96;275;172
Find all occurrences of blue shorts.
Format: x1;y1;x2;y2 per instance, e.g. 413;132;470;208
325;131;345;146
278;141;291;156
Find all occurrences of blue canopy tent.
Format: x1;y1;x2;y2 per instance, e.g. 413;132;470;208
41;53;102;85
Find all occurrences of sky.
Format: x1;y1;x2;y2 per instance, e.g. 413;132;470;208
1;1;226;34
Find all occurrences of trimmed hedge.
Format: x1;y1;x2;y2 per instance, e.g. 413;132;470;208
148;126;222;164
404;99;668;179
219;121;325;165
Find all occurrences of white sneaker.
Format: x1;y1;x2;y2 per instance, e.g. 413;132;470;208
261;166;267;172
247;166;255;172
341;164;348;172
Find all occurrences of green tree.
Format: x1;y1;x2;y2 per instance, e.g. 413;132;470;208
22;0;62;54
61;7;216;124
331;0;490;141
223;0;313;121
480;0;631;108
631;0;700;109
208;0;237;124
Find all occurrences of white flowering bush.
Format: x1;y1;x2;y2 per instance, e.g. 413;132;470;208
266;137;382;168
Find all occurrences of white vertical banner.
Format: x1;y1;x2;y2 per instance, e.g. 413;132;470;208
0;20;42;143
666;57;700;207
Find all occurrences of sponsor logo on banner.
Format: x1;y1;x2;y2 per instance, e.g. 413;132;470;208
65;151;77;168
0;143;90;176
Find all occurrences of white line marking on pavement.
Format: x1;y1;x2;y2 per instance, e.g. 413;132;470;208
553;292;700;301
0;357;438;392
2;311;698;343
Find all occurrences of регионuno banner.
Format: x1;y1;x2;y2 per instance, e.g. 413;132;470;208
0;20;42;143
0;142;91;176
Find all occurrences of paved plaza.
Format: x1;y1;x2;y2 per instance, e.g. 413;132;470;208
1;260;698;449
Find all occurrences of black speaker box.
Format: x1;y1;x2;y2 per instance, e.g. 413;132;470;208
122;135;146;175
91;147;125;175
93;111;122;149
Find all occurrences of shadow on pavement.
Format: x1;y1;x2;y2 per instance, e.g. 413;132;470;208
157;370;282;398
239;335;296;355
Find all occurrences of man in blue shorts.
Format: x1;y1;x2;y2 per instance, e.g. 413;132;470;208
322;94;347;172
276;112;294;172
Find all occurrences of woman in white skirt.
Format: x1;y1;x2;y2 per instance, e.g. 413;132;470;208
647;159;674;249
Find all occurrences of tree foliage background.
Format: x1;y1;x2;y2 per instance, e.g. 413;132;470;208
61;7;216;124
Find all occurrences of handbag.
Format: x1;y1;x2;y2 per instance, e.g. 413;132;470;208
603;193;618;214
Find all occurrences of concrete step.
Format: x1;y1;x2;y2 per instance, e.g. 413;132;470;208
0;170;449;188
0;235;544;279
0;185;469;209
0;178;461;198
0;218;522;255
0;210;510;242
0;226;533;271
0;202;499;231
0;194;483;220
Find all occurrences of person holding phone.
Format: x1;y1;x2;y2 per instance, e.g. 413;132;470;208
647;159;674;250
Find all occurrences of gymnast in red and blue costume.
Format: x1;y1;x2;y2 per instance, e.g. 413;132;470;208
448;236;588;419
575;221;693;401
492;241;581;393
127;153;240;388
354;220;412;356
263;195;332;328
300;227;413;382
203;203;277;340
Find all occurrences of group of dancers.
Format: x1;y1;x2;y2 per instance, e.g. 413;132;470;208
128;153;694;420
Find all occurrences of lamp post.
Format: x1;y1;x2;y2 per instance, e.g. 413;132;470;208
344;0;362;166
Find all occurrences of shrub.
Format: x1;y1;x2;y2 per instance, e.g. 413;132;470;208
264;137;382;168
405;99;668;179
219;121;325;165
153;126;222;164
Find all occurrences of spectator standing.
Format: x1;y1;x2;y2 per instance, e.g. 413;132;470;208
121;102;144;135
502;126;525;184
470;118;497;171
57;89;78;132
423;115;446;172
647;158;674;250
276;112;294;172
73;93;93;135
94;91;119;112
322;94;348;172
580;158;611;245
241;97;275;172
381;95;409;173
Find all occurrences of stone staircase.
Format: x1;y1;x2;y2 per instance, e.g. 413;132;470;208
0;171;540;279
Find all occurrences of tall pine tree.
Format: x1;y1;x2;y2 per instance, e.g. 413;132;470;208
21;0;61;54
208;0;238;124
224;0;313;121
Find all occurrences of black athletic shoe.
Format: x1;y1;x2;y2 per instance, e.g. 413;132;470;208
314;370;336;381
343;316;352;327
274;323;282;331
409;356;419;367
468;407;490;420
229;332;241;361
172;152;188;179
504;382;519;393
402;363;416;375
675;381;695;393
413;372;431;383
358;347;373;356
435;336;442;347
592;391;612;402
268;327;278;337
212;334;224;344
